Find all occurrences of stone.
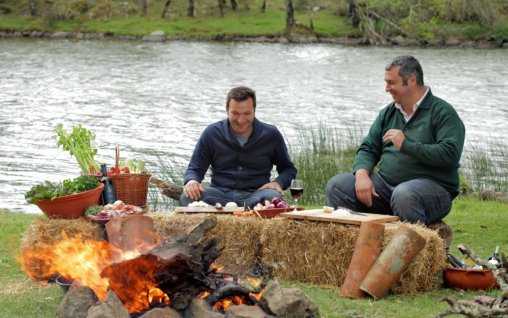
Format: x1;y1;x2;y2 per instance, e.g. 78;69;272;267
184;298;224;318
142;29;167;42
445;37;461;46
50;32;72;39
391;35;405;45
258;281;319;318
57;284;98;318
502;42;508;49
139;307;181;318
87;291;130;318
225;304;274;318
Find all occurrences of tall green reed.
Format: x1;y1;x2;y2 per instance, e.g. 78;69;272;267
149;124;507;210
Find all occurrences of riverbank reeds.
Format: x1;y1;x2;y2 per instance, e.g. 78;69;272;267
149;123;508;209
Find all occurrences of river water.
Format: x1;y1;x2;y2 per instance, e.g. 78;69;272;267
1;39;507;213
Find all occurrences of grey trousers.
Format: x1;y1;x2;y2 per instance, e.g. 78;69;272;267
325;172;452;225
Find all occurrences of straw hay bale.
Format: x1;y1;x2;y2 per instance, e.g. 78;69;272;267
149;212;265;273
20;217;102;280
260;218;359;287
261;219;446;295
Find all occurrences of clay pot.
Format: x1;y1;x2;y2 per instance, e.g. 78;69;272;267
35;183;104;219
359;225;426;299
443;267;499;290
340;221;385;298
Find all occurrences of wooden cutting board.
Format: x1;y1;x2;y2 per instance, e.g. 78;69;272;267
174;206;244;214
280;209;399;225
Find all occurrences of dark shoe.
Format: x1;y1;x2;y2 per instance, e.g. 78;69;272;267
428;221;452;251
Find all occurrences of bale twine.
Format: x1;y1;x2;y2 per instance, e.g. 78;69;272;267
149;213;265;273
20;217;102;280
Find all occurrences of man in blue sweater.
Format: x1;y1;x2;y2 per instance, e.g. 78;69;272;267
180;86;297;208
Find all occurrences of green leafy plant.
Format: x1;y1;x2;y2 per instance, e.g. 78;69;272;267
53;124;101;174
24;175;99;204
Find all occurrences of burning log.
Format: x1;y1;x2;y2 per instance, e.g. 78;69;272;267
101;216;222;313
435;244;508;318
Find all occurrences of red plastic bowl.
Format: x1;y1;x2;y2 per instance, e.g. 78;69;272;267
443;267;499;290
35;183;104;219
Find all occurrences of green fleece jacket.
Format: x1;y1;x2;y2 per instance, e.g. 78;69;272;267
353;89;465;198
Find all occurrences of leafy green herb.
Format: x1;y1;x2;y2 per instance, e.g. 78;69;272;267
53;124;101;174
25;175;100;204
85;205;104;216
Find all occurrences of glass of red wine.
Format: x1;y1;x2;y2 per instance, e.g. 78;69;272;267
289;179;304;212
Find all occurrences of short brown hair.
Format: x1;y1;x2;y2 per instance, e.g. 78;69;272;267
226;86;256;110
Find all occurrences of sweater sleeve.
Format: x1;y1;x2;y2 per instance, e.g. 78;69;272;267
272;130;297;190
353;110;385;174
183;129;212;185
401;112;465;168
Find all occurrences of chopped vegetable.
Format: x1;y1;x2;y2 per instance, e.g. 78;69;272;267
53;124;101;174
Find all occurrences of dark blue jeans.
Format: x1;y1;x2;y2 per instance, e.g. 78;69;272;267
325;173;452;225
179;186;282;208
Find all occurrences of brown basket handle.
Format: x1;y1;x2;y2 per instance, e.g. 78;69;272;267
115;145;120;174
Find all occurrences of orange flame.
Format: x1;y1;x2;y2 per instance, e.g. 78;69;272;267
21;232;169;314
213;295;246;311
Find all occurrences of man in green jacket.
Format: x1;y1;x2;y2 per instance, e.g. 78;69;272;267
326;55;465;247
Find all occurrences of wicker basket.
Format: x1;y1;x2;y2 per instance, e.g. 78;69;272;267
110;173;151;207
110;146;151;207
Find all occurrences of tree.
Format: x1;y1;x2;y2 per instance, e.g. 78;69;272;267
139;0;147;16
285;0;295;35
218;0;226;17
161;0;172;18
187;0;195;17
348;0;360;27
261;0;266;13
29;0;37;16
230;0;237;10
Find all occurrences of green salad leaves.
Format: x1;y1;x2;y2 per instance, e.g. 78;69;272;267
25;175;100;204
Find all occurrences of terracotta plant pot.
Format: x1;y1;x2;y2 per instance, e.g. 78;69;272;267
443;267;499;290
35;183;104;219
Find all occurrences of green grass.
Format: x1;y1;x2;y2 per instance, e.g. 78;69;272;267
1;195;506;317
0;210;63;318
0;0;506;41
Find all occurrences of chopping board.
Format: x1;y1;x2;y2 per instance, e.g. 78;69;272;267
174;206;244;214
280;209;399;225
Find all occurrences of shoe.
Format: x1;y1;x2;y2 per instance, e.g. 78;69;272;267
428;221;452;252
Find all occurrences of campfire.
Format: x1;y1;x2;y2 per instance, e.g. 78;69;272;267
21;214;319;317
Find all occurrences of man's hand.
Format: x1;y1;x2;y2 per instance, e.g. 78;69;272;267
383;129;405;149
258;181;284;196
355;169;379;207
183;180;206;201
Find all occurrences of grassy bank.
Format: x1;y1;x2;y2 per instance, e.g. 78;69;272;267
1;0;507;43
1;195;506;317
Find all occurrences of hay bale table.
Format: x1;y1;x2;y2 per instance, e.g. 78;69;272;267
21;212;446;295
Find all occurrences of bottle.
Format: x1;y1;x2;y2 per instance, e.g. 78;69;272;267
446;253;464;268
457;245;482;269
100;164;116;205
487;246;501;267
